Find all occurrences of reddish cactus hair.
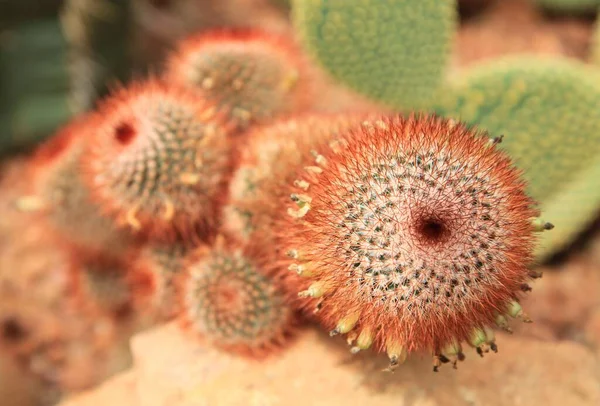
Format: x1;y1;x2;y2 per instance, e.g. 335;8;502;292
164;28;312;130
272;113;547;370
22;116;136;260
130;243;189;321
82;79;233;242
223;113;376;243
179;237;297;358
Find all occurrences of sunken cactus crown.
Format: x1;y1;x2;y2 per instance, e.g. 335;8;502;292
82;79;233;241
274;113;552;371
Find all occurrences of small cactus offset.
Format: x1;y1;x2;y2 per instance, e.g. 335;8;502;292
291;0;457;110
180;238;297;358
82;79;233;241
69;257;150;320
18;116;134;260
270;114;549;371
164;29;312;130
223;113;371;243
0;220;123;393
431;56;600;260
131;243;190;321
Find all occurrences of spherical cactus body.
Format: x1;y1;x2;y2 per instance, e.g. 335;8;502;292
291;0;456;110
180;238;297;358
20;116;134;260
223;113;372;243
271;113;549;370
432;56;600;260
132;243;189;321
165;29;311;130
82;79;233;242
0;222;120;392
69;256;151;320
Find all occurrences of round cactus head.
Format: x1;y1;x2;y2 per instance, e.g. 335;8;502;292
131;243;189;321
180;238;296;358
83;79;233;241
273;114;549;371
0;223;121;391
223;113;373;243
69;255;153;320
20;116;135;260
164;28;311;129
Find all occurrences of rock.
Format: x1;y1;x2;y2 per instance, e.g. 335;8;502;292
63;322;600;406
516;256;600;342
60;371;137;406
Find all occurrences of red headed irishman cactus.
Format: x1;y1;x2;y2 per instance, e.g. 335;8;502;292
18;115;135;260
164;29;312;130
180;237;297;358
271;113;552;371
131;243;189;321
223;113;374;244
82;79;233;242
68;255;154;320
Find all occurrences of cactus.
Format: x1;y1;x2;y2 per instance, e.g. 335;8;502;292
69;257;151;320
534;0;600;15
0;216;123;393
180;238;296;358
132;243;189;321
0;228;73;358
223;113;371;243
271;114;549;371
291;0;456;110
164;28;312;130
82;79;233;241
431;56;600;260
18;115;135;260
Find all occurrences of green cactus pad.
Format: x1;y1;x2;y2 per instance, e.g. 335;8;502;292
432;56;600;260
291;0;457;110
